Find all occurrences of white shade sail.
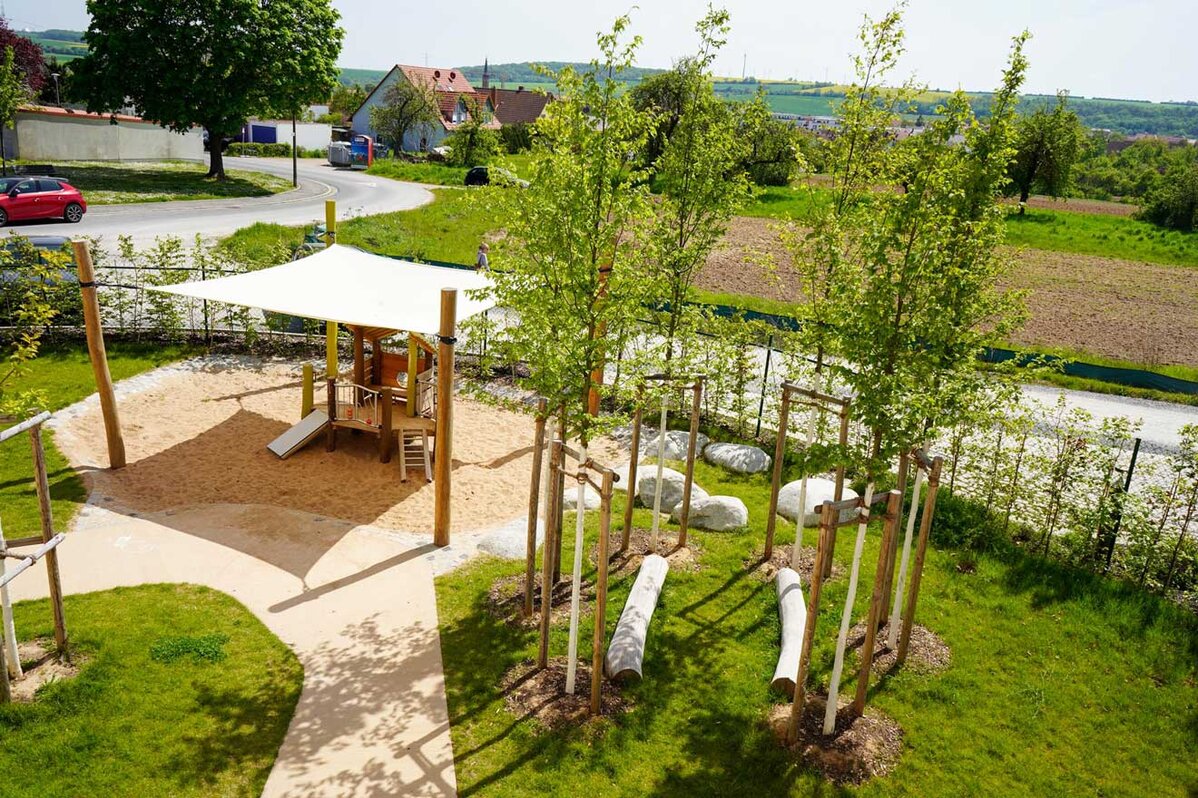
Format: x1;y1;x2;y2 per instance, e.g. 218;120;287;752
151;244;494;333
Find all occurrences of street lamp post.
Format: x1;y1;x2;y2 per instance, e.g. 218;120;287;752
50;73;61;106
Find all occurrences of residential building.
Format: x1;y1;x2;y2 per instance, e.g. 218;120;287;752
351;64;499;152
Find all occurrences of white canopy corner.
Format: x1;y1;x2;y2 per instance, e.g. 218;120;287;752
151;244;494;333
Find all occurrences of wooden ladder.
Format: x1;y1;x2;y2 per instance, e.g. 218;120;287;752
398;429;433;483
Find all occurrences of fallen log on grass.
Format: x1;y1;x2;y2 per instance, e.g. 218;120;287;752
771;566;807;696
604;554;669;681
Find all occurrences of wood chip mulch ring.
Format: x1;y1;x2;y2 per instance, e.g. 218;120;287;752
501;657;630;732
485;573;593;628
591;528;703;575
847;620;951;677
746;543;845;584
767;695;903;786
8;638;83;703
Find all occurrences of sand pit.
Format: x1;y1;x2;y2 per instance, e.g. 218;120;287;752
53;357;605;538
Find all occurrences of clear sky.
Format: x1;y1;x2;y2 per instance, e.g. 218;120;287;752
10;0;1197;102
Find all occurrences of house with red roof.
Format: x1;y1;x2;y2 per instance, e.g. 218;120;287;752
351;64;500;153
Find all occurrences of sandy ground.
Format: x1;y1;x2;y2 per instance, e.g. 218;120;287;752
700;216;1198;368
56;358;553;536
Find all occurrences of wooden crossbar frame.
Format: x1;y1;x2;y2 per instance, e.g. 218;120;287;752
535;441;619;715
0;413;69;704
621;375;705;552
765;382;852;566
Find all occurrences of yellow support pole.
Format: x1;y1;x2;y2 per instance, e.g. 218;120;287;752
324;200;338;379
301;363;314;418
406;333;419;417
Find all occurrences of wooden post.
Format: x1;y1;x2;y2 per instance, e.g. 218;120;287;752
897;457;943;665
591;470;614;715
621;391;643;553
0;634;9;704
353;328;366;405
853;490;901;717
379;387;393;463
406;334;420;417
823;401;852;579
879;451;909;626
434;289;457;547
326;378;337;451
30;426;67;658
324;200;338;380
538;439;564;668
787;503;833;744
677;379;703;548
71;240;125;470
524;400;548;617
301;363;314;418
765;388;791;559
552;413;566;582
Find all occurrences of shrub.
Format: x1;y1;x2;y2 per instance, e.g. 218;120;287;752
227;142;293;158
1139;164;1198;232
500;122;534;154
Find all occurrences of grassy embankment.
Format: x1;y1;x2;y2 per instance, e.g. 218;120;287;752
0;341;200;538
48;161;292;205
0;584;303;797
436;459;1198;796
365;153;534;187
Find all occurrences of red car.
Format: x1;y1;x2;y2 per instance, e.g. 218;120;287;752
0;176;87;225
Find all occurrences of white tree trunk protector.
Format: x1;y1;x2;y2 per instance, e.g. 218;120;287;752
888;467;925;648
0;516;23;679
823;481;874;735
565;444;588;695
771;567;807;693
650;395;669;547
790;373;823;570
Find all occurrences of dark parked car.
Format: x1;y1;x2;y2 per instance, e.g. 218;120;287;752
464;166;528;188
0;177;87;225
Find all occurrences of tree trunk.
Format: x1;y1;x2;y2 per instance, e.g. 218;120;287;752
1018;185;1030;213
207;128;226;179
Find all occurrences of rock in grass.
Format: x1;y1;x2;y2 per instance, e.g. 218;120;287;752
777;477;859;526
640;430;709;461
703;441;771;474
637;466;708;514
561;483;601;510
670;495;749;531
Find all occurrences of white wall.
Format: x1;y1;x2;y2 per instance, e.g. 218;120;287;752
11;111;204;162
251;121;333;150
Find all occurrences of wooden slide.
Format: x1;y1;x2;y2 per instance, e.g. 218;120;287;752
771;566;807;696
605;554;669;682
267;410;330;459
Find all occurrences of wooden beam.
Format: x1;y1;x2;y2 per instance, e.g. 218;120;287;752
824;401;852;579
407;334;420;417
325;379;337;452
853;490;901;716
897;456;943;665
380;388;393;463
301;364;314;418
591;470;614;715
879;451;909;627
538;439;563;668
765;388;790;559
433;289;456;547
0;411;50;444
30;426;67;658
786;503;833;743
524;400;548;617
72;241;125;469
621;393;642;554
676;379;703;548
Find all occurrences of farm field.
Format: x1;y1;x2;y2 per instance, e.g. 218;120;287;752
437;460;1198;796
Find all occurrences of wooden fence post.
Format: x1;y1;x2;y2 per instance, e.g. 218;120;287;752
524;400;548;617
591;470;614;715
72;240;125;470
897;457;943;665
853;490;901;716
787;502;833;744
677;379;703;548
30;426;67;659
765;388;791;560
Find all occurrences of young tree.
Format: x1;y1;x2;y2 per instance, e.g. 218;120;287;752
369;78;440;154
73;0;343;179
0;47;29;176
1007;91;1086;209
444;97;500;166
0;236;66;418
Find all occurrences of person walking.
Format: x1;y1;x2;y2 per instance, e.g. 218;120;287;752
476;242;490;271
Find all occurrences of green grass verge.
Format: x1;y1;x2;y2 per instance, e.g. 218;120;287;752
436;460;1198;796
51;161;292;205
0;583;303;797
0;340;200;538
223;188;502;266
366;159;470;186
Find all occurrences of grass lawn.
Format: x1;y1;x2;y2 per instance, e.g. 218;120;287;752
50;161;292;205
0;583;303;797
437;460;1198;796
223;187;502;266
0;340;200;538
366;154;535;187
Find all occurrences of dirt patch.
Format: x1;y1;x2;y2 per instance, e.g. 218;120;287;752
1004;195;1139;217
701;216;801;304
592;529;702;575
767;695;903;786
501;657;629;731
486;572;593;628
8;639;82;702
847;621;951;677
747;543;845;583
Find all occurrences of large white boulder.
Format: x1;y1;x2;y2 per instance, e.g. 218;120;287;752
640;429;709;462
638;466;708;514
703;441;772;474
561;483;601;510
777;477;859;526
671;495;749;531
611;462;635;494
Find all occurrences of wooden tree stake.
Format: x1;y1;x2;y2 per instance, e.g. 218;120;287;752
30;426;68;658
591;470;614;715
897;457;943;665
765;388;791;559
524;399;548;617
621;391;643;553
853;490;901;716
433;289;456;547
72;240;125;469
538;439;563;668
677;379;703;548
787;503;833;744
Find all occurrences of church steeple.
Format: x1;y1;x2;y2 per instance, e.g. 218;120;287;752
482;58;490;89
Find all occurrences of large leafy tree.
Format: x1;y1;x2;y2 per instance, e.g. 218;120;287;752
329;82;368;122
0;47;29;175
73;0;343;178
1007;91;1086;209
444;97;500;166
368;77;439;153
0;19;46;94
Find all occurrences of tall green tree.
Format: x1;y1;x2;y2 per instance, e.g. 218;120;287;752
444;97;500;166
0;47;29;176
1140;161;1198;231
329;82;368;121
368;77;439;154
628;67;688;165
1007;91;1086;210
73;0;343;179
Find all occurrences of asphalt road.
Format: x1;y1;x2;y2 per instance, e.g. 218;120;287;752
7;157;434;243
1022;384;1198;454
